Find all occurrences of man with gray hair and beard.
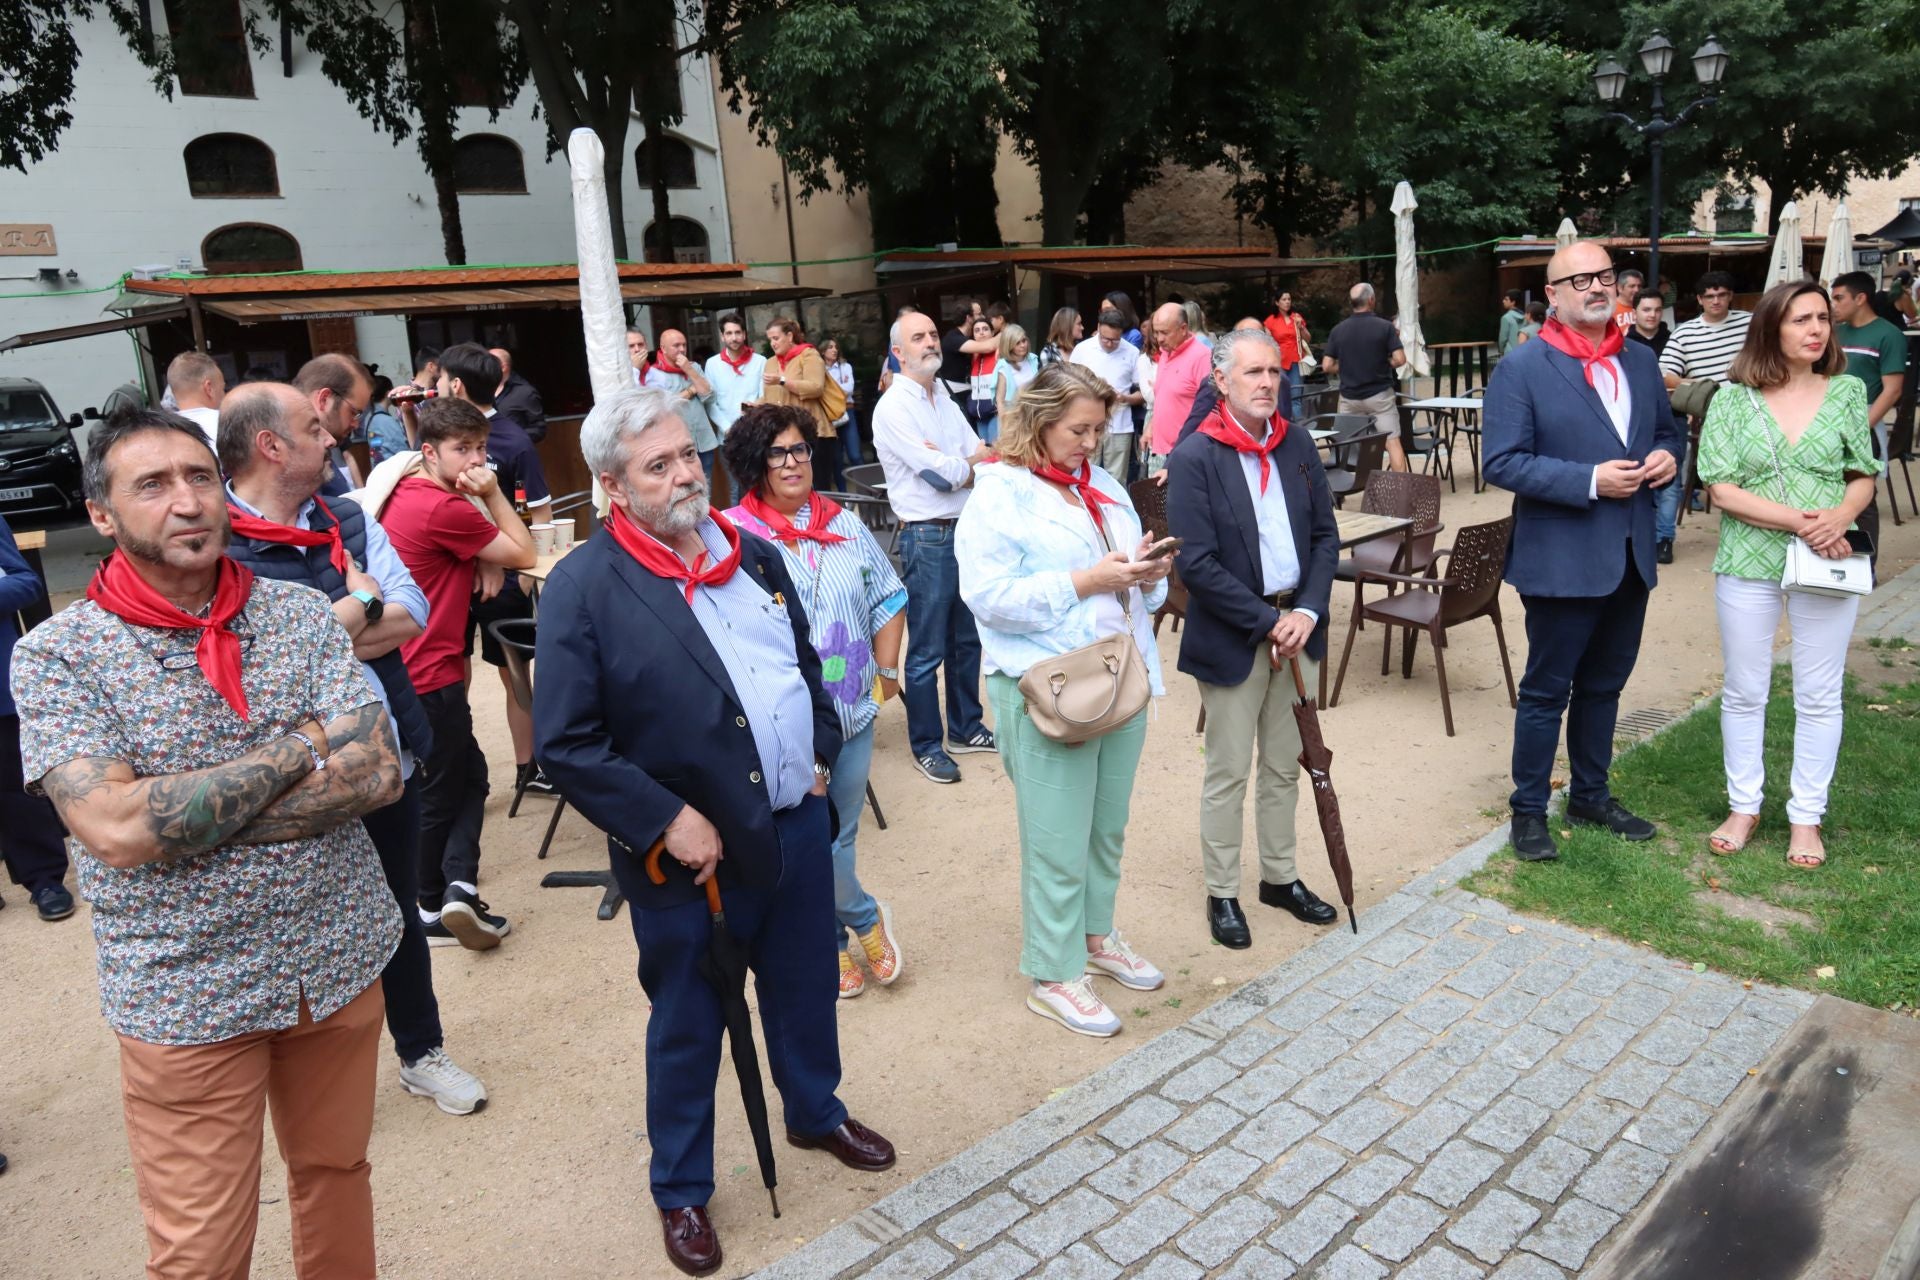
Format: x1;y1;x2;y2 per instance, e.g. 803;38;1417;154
533;388;895;1278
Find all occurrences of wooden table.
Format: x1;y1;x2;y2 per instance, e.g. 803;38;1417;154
1403;397;1486;493
13;527;51;632
1334;510;1412;551
522;540;578;584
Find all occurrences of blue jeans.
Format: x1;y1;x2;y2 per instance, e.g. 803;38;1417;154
839;419;864;466
1283;365;1304;421
898;522;986;758
827;721;880;945
978;415;1000;445
1653;440;1690;542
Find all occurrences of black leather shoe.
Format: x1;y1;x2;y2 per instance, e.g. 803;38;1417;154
1259;879;1338;925
1207;896;1252;949
659;1206;722;1276
1566;797;1657;842
1657;539;1674;564
787;1117;896;1171
1510;812;1559;862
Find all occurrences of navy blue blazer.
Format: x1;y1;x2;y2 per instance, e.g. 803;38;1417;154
1482;337;1685;599
532;529;843;911
0;515;43;717
1165;420;1339;684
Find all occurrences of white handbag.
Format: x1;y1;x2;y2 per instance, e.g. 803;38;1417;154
1753;388;1873;598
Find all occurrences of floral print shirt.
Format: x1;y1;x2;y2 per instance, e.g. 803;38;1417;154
724;500;907;741
12;578;401;1046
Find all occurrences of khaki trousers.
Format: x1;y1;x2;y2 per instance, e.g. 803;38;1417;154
1198;656;1318;898
116;980;386;1280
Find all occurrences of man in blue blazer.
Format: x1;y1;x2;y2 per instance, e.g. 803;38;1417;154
0;512;72;921
1483;240;1683;862
534;390;894;1277
1167;328;1343;949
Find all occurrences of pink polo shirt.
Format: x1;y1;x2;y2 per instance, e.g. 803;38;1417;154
1152;335;1212;456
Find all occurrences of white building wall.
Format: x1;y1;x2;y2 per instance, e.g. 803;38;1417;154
0;11;732;418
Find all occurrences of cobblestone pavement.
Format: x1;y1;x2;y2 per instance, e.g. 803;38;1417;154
753;828;1815;1279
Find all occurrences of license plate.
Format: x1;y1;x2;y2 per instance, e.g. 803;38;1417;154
0;488;32;502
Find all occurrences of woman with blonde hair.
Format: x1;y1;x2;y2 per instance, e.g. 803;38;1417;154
994;323;1040;423
1040;308;1083;369
955;364;1175;1037
1696;279;1880;869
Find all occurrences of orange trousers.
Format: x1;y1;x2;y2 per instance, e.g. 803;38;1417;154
116;980;385;1280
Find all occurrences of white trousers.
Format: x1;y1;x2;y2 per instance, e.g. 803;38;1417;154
1715;574;1860;825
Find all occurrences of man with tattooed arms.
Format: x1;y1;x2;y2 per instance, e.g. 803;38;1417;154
12;407;405;1280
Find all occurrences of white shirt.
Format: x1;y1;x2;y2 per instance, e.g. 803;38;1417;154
826;360;856;424
872;375;977;522
1069;335;1141;434
703;349;769;436
1225;408;1307;605
177;405;220;451
1582;355;1634;499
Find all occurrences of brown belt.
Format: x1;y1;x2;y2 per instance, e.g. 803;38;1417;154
1271;590;1297;609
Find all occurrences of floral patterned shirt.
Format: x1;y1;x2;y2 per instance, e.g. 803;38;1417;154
724;501;907;741
1696;374;1880;582
12;577;401;1046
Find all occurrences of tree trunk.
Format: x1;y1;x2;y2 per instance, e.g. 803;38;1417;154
598;119;630;259
1765;173;1795;235
405;0;465;264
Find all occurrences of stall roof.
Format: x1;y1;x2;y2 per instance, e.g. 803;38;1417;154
877;245;1268;269
1869;207;1920;246
0;302;191;354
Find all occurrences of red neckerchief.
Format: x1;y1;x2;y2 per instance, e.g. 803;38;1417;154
775;342;815;370
605;503;742;606
1198;404;1289;493
87;552;256;721
972;352;997;378
1033;462;1118;535
647;355;685;378
226;495;352;578
738;489;849;546
1538;316;1625;400
719;346;755;373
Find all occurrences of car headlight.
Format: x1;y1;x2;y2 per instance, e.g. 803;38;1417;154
51;441;76;459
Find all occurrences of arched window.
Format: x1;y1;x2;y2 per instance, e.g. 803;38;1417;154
453;135;527;194
634;136;698;190
643;217;711;264
184;134;279;198
202;223;303;274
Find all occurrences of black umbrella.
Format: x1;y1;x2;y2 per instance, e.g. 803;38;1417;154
1273;644;1359;933
645;840;781;1217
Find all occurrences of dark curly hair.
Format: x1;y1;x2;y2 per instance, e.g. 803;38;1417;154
721;403;818;497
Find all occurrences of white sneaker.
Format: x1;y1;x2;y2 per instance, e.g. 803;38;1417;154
1027;976;1122;1038
399;1048;489;1116
1085;927;1166;991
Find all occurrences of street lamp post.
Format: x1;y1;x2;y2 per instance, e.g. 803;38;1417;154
1593;32;1730;294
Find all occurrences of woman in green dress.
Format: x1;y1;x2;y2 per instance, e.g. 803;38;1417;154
1695;280;1880;869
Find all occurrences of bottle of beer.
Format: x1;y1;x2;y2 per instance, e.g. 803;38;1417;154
514;487;529;521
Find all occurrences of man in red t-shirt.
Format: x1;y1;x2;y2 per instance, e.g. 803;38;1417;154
378;399;536;949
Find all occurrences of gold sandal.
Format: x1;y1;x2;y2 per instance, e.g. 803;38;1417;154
1708;814;1758;856
1786;829;1827;869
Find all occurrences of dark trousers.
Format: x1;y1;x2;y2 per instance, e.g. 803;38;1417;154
362;774;444;1064
632;793;847;1208
898;522;985;757
814;433;843;493
1511;557;1650;815
0;712;67;893
416;683;489;909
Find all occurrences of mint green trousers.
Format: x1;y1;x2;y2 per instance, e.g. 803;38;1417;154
988;674;1149;983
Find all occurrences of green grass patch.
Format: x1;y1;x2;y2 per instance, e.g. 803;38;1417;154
1464;672;1920;1010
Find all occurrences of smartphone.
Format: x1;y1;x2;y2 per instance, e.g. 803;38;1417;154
1141;536;1183;562
1846;527;1875;557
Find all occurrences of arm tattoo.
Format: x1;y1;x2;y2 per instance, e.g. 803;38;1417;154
232;704;403;845
145;738;311;858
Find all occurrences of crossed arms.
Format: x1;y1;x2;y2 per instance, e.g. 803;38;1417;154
40;702;403;869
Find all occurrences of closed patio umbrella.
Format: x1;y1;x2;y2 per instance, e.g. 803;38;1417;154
1554;218;1578;249
1817;203;1853;287
1765;201;1804;287
1391;182;1431;379
569;127;624;517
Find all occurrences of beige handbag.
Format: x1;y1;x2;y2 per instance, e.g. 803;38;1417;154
1017;519;1151;745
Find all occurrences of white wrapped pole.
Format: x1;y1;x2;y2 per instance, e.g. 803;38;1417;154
569;127;626;515
1817;202;1852;286
1765;200;1803;287
1391;182;1430;380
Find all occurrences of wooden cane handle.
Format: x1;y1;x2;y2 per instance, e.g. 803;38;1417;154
1289;656;1309;701
642;837;724;913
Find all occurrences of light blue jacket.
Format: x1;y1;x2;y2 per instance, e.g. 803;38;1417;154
956;463;1168;695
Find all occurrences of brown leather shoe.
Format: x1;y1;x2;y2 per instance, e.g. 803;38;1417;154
659;1205;722;1277
786;1116;896;1171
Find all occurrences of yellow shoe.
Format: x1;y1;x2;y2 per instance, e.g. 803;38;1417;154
838;949;866;999
856;901;904;986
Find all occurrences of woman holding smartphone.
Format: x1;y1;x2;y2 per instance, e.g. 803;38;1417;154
1695;280;1880;869
956;364;1175;1038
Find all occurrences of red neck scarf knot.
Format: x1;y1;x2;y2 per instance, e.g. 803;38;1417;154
87;552;256;720
606;504;742;606
739;489;849;546
1539;316;1625;400
1198;404;1288;492
225;495;352;579
1032;462;1118;534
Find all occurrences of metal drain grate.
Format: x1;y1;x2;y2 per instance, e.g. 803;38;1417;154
1617;706;1680;740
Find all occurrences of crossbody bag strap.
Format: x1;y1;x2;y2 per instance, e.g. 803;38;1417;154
1748;386;1795;508
1087;504;1135;627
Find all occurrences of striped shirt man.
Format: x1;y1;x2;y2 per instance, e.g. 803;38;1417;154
1659;310;1752;387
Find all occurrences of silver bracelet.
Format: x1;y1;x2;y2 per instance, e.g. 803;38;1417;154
289;729;327;772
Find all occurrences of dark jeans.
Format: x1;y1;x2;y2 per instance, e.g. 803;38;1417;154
815;433;843;493
0;712;67;893
1511;555;1651;815
362;774;444;1064
632;793;845;1208
899;522;986;758
416;683;489;909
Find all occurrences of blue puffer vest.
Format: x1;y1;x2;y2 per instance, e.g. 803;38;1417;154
225;494;434;759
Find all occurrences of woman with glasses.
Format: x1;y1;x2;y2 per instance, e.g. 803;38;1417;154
721;404;909;997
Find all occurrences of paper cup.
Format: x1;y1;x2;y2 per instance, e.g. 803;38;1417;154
552;518;576;549
531;523;556;555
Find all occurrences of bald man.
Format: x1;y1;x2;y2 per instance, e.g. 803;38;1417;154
1482;239;1683;864
1148;302;1213;478
641;328;719;479
489;347;547;442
